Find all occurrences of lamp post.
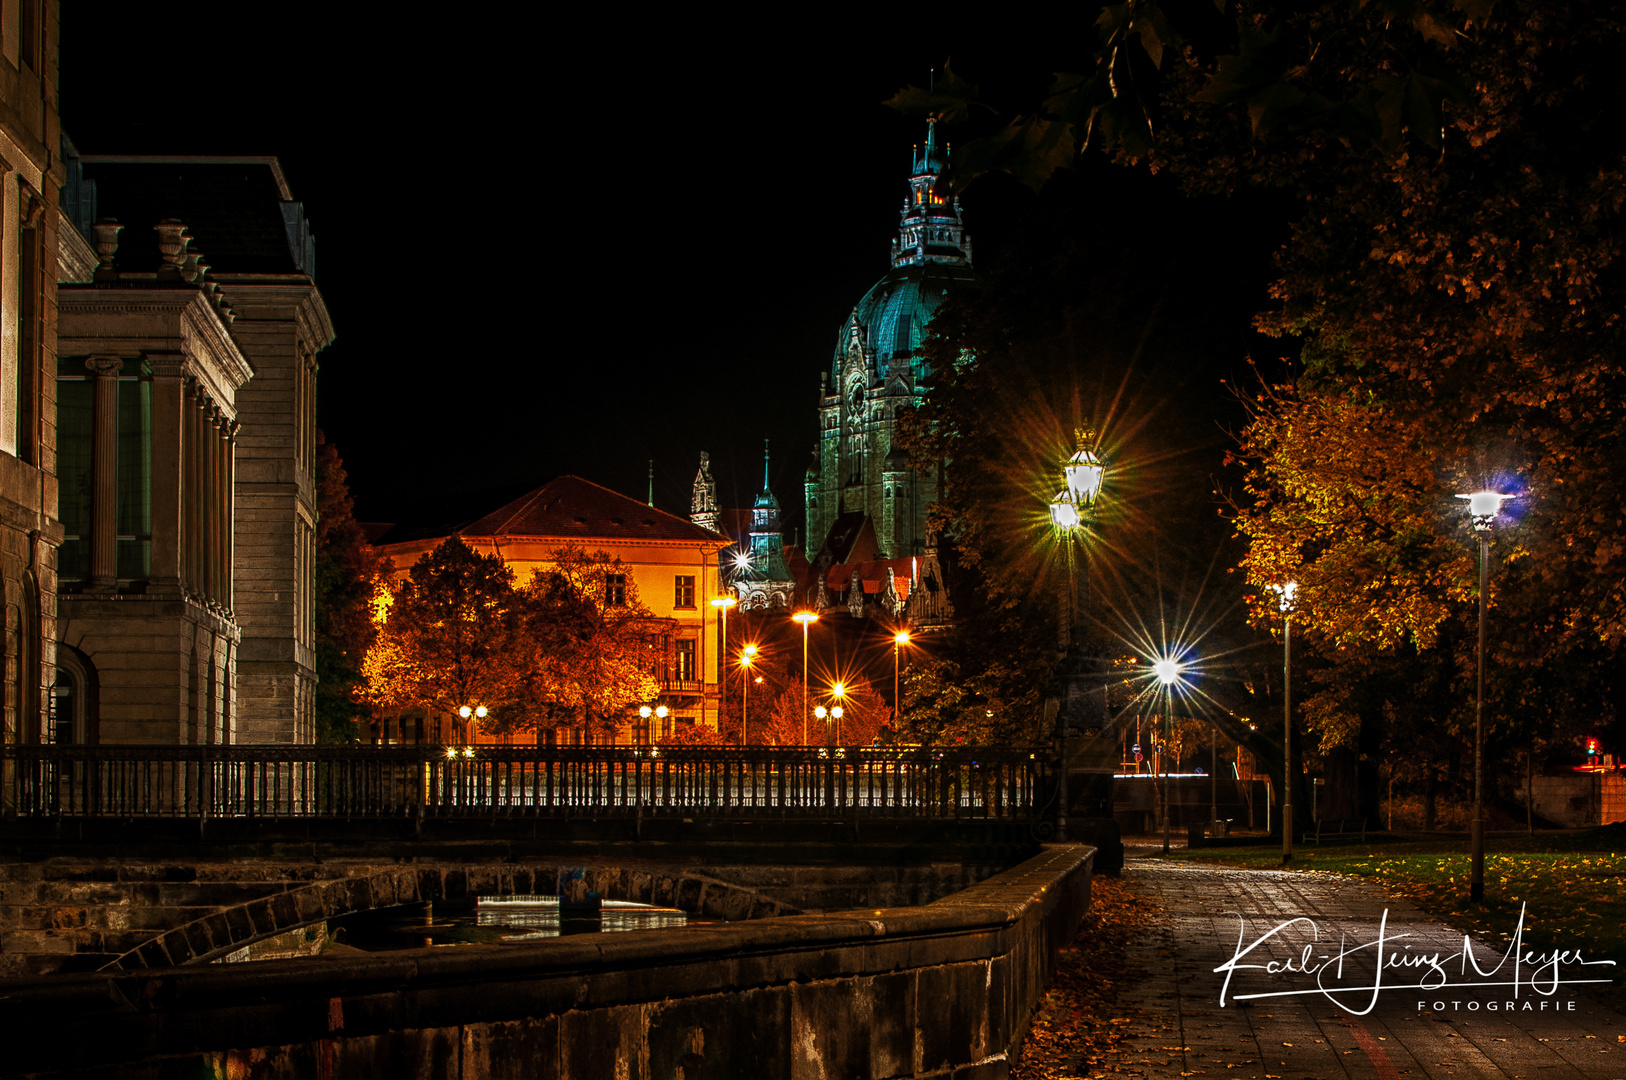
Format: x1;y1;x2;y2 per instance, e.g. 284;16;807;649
828;682;847;744
711;595;737;666
710;595;737;736
892;630;912;736
1047;433;1106;845
638;703;669;744
739;644;758;745
456;704;487;744
1154;658;1182;854
1268;581;1297;863
792;610;819;744
1457;489;1511;903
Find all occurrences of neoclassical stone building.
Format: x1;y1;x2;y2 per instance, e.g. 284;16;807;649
803;120;976;567
51;151;333;744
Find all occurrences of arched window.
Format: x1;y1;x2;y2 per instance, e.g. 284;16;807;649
53;645;96;745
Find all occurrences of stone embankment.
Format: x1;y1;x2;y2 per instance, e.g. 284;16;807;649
0;844;1093;1079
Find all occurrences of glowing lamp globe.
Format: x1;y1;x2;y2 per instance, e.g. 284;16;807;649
1063;447;1105;507
639;706;653;719
655;705;669;719
832;706;844;719
1457;490;1512;532
814;705;828;719
1153;658;1182;686
1049;492;1080;530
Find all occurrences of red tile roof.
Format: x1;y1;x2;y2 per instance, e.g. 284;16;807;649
458;476;728;545
827;558;915;600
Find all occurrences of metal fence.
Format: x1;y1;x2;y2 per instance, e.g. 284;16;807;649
2;744;1049;822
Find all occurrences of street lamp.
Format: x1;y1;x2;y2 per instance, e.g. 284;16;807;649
739;644;758;744
1267;580;1297;864
829;682;847;744
1457;489;1513;903
893;630;912;736
1047;432;1107;845
792;610;819;743
1154;658;1183;855
711;594;737;665
638;703;669;744
457;704;487;743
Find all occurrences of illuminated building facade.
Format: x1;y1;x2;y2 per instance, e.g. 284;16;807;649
374;475;730;742
0;3;62;758
803;120;976;569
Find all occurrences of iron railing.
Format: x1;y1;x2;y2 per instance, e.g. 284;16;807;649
2;744;1049;822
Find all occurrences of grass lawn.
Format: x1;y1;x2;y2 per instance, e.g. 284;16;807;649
1166;823;1626;1009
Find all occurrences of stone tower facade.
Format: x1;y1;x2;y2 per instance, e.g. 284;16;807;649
733;443;795;611
689;452;719;535
805;120;976;560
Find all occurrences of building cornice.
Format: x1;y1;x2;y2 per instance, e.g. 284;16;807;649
210;275;336;352
58;287;256;411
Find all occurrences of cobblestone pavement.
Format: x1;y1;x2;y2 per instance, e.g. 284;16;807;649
1103;854;1626;1079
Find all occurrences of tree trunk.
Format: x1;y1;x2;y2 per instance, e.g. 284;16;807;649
1424;769;1437;832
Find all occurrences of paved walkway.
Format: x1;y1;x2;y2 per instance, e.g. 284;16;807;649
1103;855;1626;1078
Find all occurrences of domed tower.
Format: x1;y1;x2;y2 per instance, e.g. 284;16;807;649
806;119;976;561
734;442;796;611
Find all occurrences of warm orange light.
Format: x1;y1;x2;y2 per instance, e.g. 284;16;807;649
792;610;819;625
831;682;846;698
711;596;737;610
894;630;912;646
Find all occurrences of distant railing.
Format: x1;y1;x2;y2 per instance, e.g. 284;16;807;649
2;745;1049;822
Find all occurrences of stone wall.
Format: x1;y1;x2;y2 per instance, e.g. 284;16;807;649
0;844;1092;1079
0;852;1008;977
1517;772;1626;828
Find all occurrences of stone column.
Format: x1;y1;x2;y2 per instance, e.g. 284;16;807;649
184;382;204;598
86;356;123;591
223;419;237;612
147;355;186;594
204;405;221;606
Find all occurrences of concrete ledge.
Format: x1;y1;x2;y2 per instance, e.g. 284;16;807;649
0;844;1092;1079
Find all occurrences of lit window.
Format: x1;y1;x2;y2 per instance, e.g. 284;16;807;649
675;639;696;682
605;572;627;606
674;575;695;608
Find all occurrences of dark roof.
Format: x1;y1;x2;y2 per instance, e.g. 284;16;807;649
459;476;728;544
78;157;314;276
813;511;879;568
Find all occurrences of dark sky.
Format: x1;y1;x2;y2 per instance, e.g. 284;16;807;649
61;7;1279;535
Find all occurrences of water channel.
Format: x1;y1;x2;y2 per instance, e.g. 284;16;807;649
222;896;692;962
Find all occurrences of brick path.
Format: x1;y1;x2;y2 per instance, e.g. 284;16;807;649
1102;854;1626;1078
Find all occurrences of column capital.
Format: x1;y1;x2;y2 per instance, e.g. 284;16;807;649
85;356;123;378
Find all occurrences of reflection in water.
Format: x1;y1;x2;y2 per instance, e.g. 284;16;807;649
479;896;688;941
326;895;690;952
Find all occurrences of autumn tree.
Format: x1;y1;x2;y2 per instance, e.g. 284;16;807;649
361;536;526;738
889;1;1626;804
314;435;390;743
502;547;661;741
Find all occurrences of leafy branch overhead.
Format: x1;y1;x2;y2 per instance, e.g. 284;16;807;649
887;0;1495;190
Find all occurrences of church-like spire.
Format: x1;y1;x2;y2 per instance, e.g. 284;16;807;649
892;119;973;270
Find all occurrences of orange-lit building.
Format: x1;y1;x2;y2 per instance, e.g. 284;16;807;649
371;476;730;745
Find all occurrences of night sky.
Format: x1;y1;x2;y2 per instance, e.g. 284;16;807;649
61;9;1282;536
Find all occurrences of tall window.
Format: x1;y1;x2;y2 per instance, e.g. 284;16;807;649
674;638;696;682
55;362;92;581
16;220;37;464
605;572;627;606
674;575;695;608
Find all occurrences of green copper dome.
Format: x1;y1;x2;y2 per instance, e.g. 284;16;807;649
836;261;979;379
831;119;977;381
